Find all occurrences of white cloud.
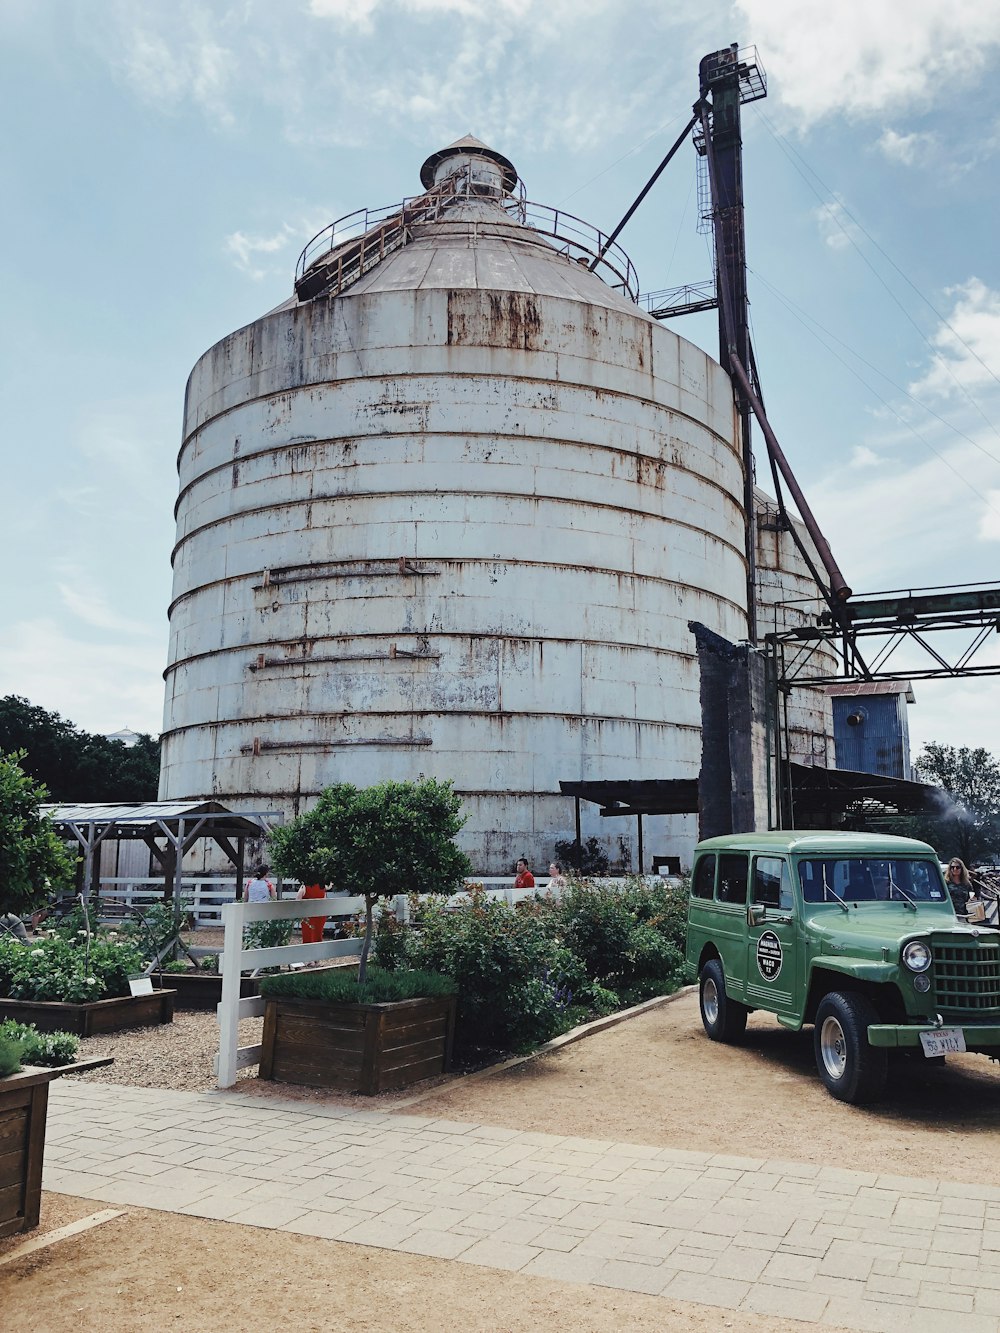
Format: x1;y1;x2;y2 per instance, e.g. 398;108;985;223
736;0;1000;125
908;279;1000;400
90;0;686;155
909;677;1000;755
878;128;937;166
0;618;166;736
850;445;882;468
106;8;237;128
225;225;298;280
810;435;1000;589
56;582;155;636
979;490;1000;542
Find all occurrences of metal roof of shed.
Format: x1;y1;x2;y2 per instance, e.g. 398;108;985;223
41;800;280;837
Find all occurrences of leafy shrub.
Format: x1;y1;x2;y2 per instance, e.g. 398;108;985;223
260;965;455;1005
384;891;583;1056
122;899;193;960
0;1019;78;1067
554;837;609;877
0;1032;25;1076
243;919;293;974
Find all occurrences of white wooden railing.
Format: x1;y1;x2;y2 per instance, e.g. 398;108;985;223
95;877;567;927
215;895;372;1089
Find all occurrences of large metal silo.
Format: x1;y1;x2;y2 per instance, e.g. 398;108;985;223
160;138;749;871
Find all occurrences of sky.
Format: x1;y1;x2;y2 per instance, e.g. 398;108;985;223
2;0;1000;760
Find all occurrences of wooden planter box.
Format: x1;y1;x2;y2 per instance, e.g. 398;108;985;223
259;994;456;1094
0;990;175;1036
152;972;259;1011
0;1066;60;1238
0;1058;113;1239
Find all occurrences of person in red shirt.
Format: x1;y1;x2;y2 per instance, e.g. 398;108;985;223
513;858;535;889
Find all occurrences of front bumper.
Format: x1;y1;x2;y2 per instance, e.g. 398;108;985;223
868;1022;1000;1050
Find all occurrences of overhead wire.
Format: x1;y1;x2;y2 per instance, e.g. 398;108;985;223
757;109;1000;439
557;109;691;206
748;267;1000;471
748;267;1000;523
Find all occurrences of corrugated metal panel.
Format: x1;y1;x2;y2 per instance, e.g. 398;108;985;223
832;694;912;779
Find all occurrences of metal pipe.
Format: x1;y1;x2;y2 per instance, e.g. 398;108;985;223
588;114;698;272
697;102;758;639
729;356;852;601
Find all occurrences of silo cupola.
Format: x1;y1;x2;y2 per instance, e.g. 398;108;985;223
419;134;518;197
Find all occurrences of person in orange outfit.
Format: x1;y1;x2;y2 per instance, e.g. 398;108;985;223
513;858;534;889
296;881;327;950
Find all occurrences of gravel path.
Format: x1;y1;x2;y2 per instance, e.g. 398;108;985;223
74;1012;263;1091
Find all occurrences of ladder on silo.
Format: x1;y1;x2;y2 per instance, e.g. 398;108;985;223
294;175;465;302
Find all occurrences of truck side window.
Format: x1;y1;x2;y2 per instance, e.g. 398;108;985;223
693;855;716;899
717;854;749;904
754;856;791;909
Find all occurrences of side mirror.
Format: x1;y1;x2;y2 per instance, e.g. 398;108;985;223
748;903;766;926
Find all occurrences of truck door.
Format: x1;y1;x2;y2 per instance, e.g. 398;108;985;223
745;856;799;1019
714;853;751;1002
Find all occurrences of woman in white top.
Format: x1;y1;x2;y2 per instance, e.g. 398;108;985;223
547;861;568;890
244;864;276;902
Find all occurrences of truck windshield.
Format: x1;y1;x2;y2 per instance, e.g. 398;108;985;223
798;858;947;905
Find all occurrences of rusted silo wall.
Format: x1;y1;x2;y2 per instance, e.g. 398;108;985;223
160;142;749;872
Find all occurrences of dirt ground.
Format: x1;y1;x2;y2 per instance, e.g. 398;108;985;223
7;990;999;1329
2;1195;846;1333
406;990;1000;1185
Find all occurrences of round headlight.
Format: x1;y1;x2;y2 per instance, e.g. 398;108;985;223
902;940;932;973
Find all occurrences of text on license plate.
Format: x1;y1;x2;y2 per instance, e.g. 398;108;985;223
919;1028;967;1057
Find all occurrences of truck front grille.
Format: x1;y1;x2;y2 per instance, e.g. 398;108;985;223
934;938;1000;1014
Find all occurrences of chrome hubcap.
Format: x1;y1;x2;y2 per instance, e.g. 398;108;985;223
702;975;720;1026
820;1015;848;1080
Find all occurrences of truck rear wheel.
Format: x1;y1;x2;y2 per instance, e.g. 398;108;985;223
814;991;887;1104
699;959;748;1043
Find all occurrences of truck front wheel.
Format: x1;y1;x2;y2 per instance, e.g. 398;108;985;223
814;991;887;1104
699;959;748;1043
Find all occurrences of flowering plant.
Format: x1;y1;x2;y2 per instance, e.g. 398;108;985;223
0;935;145;1003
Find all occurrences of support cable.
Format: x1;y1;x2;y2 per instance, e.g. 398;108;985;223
589;113;698;272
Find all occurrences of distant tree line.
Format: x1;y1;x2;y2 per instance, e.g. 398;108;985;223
887;743;1000;865
0;696;160;803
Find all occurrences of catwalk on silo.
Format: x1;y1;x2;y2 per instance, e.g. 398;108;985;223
160;137;754;872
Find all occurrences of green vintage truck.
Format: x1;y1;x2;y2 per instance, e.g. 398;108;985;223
686;830;1000;1103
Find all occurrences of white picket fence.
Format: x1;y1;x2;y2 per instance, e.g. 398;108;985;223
95;876;565;927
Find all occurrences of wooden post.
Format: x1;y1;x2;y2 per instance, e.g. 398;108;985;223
574;796;582;867
637;813;644;876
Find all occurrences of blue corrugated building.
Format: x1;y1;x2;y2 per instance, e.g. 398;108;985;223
828;681;915;780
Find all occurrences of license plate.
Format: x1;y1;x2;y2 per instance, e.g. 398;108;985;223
919;1028;967;1057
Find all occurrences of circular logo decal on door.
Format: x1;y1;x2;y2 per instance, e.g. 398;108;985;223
756;930;783;981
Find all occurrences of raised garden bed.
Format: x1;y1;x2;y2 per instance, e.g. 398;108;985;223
152;972;258;1011
0;990;175;1036
0;1066;58;1239
0;1058;114;1238
259;994;456;1094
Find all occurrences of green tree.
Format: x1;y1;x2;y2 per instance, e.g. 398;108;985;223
0;750;75;917
269;779;472;980
0;696;160;801
909;743;1000;864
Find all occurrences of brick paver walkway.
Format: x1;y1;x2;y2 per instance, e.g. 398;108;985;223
42;1081;1000;1331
